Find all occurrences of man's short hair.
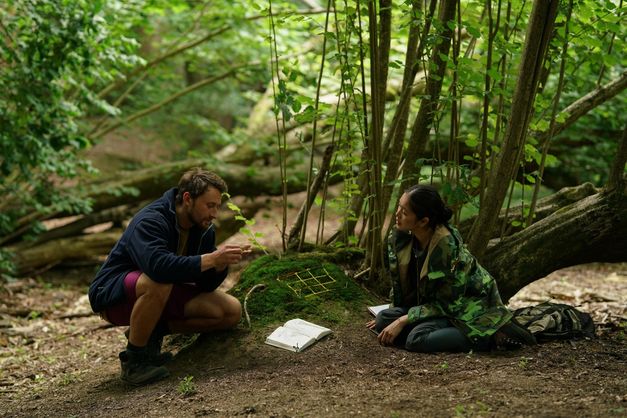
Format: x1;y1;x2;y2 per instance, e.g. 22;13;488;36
175;168;228;204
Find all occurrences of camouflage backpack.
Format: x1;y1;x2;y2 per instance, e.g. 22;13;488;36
512;302;596;342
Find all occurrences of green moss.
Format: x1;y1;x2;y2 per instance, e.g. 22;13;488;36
234;254;369;328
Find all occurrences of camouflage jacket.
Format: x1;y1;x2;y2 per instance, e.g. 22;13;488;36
385;224;512;343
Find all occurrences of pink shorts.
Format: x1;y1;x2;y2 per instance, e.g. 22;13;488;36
104;271;205;326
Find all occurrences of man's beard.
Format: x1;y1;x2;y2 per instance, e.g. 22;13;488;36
187;205;211;229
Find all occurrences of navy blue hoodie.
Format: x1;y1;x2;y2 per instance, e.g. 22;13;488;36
88;188;228;313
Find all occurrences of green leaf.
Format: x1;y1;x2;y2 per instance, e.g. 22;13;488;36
465;134;479;148
428;271;445;280
466;24;481;38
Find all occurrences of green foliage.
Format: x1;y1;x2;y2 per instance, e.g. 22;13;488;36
233;253;367;328
177;375;196;396
518;356;530;369
224;194;269;255
0;0;141;240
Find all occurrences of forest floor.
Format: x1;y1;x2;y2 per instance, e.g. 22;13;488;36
1;260;626;417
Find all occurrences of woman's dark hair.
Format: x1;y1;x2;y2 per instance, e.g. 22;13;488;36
175;167;227;204
404;184;453;229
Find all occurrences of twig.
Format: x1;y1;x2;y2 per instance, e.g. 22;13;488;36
354;268;371;279
243;284;266;328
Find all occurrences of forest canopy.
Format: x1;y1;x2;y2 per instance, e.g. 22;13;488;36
0;0;625;296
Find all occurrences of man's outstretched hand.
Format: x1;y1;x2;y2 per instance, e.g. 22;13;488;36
201;244;252;272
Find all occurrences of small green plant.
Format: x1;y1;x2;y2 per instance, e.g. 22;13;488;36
27;310;42;320
474;401;490;413
518;356;530;369
437;361;449;370
178;375;196;396
60;372;79;386
225;194;269;255
454;404;466;417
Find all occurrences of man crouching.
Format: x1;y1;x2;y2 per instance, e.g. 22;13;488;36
89;167;249;385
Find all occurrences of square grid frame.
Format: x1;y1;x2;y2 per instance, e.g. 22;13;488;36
277;267;336;298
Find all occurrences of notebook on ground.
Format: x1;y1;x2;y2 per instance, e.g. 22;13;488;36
265;318;332;352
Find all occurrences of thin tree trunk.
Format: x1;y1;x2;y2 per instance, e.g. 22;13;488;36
340;0;371;246
467;0;559;258
607;124;627;192
526;0;573;226
478;0;496;206
381;0;435;214
288;145;335;247
400;0;456;190
365;0;386;279
298;1;333;250
377;0;392;109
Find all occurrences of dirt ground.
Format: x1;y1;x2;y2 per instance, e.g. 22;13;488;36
1;260;626;418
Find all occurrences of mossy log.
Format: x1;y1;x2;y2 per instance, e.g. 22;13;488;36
484;187;627;302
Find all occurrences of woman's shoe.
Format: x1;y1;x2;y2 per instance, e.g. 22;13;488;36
493;319;537;350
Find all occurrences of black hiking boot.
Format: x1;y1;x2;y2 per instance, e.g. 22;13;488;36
493;319;537;351
124;328;173;366
119;349;170;386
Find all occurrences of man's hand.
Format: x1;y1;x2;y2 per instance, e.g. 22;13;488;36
201;244;252;272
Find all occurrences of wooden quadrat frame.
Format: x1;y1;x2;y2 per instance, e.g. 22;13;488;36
277;267;336;298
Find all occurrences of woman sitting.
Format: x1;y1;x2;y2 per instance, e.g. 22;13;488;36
366;185;535;352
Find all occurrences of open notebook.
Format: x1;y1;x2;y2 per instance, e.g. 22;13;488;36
367;303;390;317
265;319;332;352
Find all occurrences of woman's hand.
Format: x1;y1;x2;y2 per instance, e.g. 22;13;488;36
378;315;408;346
366;319;377;331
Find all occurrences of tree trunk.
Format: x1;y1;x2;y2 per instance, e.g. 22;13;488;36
484;185;627;301
607;124;627;192
401;0;457;190
288;145;334;247
467;0;559;257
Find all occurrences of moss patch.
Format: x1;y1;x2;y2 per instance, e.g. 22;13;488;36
233;254;372;328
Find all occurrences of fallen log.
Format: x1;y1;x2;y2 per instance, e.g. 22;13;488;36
10;231;121;276
457;182;599;238
85;158;309;214
8;199;269;276
4;158;323;246
484;186;627;301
